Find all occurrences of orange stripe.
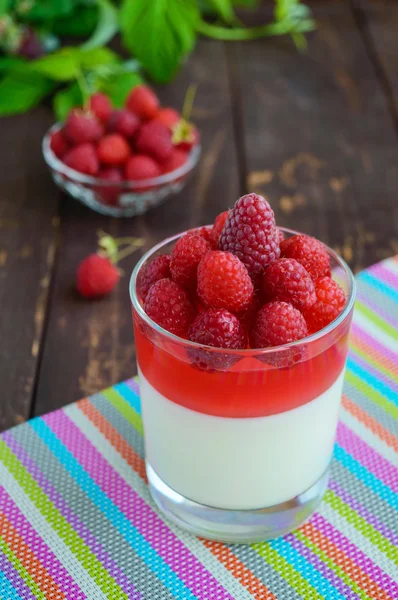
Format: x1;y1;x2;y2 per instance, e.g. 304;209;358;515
202;540;277;600
301;521;395;600
79;398;276;599
0;511;67;599
78;398;147;481
350;332;398;380
342;394;398;452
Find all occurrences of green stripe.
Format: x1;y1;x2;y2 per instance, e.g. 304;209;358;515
350;339;398;384
345;371;398;420
0;535;47;599
0;438;129;600
324;490;398;564
102;388;144;435
294;530;373;600
252;542;320;598
355;301;398;341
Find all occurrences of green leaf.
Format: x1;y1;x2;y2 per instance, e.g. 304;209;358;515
53;82;82;121
79;47;119;70
30;46;119;81
120;0;199;83
20;0;75;22
99;71;143;107
52;6;98;37
0;56;26;73
0;71;54;116
206;0;235;24
0;0;11;16
83;0;119;49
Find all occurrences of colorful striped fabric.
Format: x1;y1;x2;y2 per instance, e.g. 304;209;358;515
1;256;397;600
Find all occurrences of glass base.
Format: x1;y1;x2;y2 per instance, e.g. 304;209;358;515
147;462;329;543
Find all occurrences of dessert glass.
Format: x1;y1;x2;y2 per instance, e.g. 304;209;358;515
130;228;356;542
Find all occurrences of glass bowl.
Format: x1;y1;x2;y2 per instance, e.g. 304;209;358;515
42;123;201;218
129;227;356;542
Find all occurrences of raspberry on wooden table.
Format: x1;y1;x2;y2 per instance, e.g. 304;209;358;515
197;250;254;313
250;301;308;348
64;143;99;175
126;85;159;120
125;155;161;181
64;109;103;145
107;109;140;138
210;211;229;247
50;129;69;159
89;93;112;123
170;233;211;290
144;278;195;338
76;254;120;299
137;255;171;300
219;193;280;276
262;258;316;310
188;308;247;371
97;134;130;166
136;120;173;164
304;276;346;333
280;234;331;279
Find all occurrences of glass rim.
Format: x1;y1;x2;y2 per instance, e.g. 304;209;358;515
129;227;356;355
42;123;201;189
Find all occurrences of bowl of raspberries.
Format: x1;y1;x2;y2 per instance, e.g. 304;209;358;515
42;85;201;217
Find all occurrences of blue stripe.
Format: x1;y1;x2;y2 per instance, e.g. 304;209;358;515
269;537;348;600
29;418;199;600
0;565;23;600
347;356;398;406
113;383;141;415
359;271;398;303
334;444;398;510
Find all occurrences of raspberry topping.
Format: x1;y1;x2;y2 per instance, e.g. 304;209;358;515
218;193;280;276
76;254;120;299
197;250;254;313
262;258;316;310
280;234;331;279
137;255;171;300
210;211;229;247
304;276;346;333
250;301;308;348
144;278;195;338
136;120;173;164
170;233;211;289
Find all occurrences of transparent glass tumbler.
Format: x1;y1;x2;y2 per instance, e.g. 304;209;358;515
130;228;356;542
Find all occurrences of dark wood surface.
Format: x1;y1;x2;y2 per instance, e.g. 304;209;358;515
0;0;397;430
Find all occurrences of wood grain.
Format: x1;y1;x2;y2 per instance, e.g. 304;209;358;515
233;0;398;272
33;39;240;417
0;108;59;429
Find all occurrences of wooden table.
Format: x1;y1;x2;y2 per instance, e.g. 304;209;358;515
1;0;397;431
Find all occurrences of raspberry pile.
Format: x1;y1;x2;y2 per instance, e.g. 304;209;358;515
49;85;200;206
139;193;347;367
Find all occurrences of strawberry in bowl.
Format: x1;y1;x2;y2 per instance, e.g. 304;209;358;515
43;86;201;217
130;193;356;543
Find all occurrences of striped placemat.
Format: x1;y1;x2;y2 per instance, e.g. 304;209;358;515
0;257;397;600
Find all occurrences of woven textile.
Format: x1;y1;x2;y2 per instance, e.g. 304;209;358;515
0;257;397;599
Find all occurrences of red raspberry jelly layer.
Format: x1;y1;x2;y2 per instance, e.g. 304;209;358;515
133;312;352;418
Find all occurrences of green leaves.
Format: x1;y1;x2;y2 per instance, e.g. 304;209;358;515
99;71;143;107
53;82;82;121
30;47;119;81
206;0;236;24
120;0;200;83
20;0;75;22
0;71;54;116
83;0;119;49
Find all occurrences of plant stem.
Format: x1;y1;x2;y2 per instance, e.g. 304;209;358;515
75;66;90;109
196;18;314;41
115;240;145;263
182;83;197;121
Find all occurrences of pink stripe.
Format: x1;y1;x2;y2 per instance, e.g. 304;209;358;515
336;423;398;493
43;410;234;600
351;322;398;368
310;513;398;597
369;263;398;289
0;486;84;599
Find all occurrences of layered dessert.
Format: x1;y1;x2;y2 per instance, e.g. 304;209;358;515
131;193;354;533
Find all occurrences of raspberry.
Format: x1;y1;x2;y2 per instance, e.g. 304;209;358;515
262;258;316;310
197;251;254;313
173;121;199;151
280;234;331;279
64;143;99;175
250;301;308;348
154;107;181;129
96;167;123;205
193;226;213;245
64;109;103;145
219;193;280;276
144;278;195;338
89;93;112;123
188;309;246;371
210;211;229;247
76;254;119;299
107;109;140;138
136;120;173;164
126;85;159;120
50;129;69;159
137;255;171;300
170;233;210;289
97;134;130;166
125;155;161;181
304;276;346;333
236;288;262;328
162;149;188;174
